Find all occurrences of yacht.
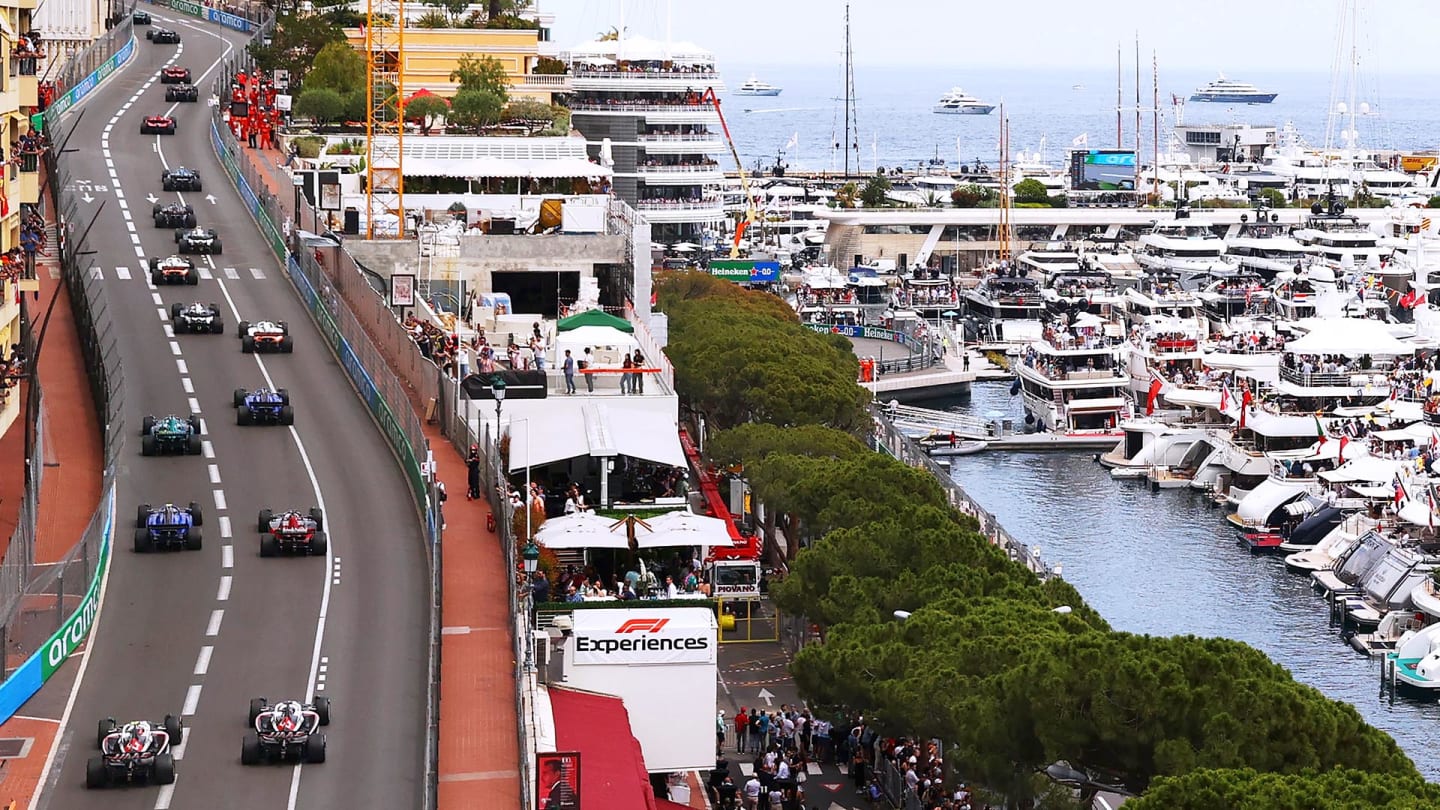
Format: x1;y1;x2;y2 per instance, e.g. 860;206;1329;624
734;76;781;96
1386;621;1440;692
959;266;1046;342
1134;207;1230;288
1225;208;1321;280
1291;193;1391;271
1196;269;1271;331
1189;74;1278;104
1016;242;1081;284
933;87;995;115
1014;317;1129;434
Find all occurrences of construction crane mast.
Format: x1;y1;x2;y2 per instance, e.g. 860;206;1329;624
365;0;405;239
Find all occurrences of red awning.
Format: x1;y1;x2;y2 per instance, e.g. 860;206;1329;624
405;87;449;105
549;687;658;810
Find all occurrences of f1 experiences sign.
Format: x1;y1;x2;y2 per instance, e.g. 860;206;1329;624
572;612;716;666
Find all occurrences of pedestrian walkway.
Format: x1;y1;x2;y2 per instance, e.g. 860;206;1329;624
237;139;524;809
0;165;107;806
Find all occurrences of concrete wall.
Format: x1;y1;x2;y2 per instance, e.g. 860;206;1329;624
345;234;627;294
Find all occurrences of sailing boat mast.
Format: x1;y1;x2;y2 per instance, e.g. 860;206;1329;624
843;1;857;176
998;103;1012;264
1114;43;1122;147
1152;50;1160;204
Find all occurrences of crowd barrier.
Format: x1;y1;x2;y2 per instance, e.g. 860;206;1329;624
200;15;444;808
0;13;132;724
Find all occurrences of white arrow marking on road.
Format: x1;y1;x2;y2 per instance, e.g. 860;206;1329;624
81;192;94;203
147;193;159;204
758;687;775;706
205;194;217;205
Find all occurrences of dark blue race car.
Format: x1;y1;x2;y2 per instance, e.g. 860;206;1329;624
232;387;293;426
134;502;204;552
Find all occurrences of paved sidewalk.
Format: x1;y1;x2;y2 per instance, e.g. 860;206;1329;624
0;166;107;807
241;140;524;809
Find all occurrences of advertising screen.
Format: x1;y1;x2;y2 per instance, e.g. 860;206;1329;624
1070;150;1137;191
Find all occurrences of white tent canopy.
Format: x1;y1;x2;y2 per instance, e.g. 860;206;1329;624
1286;318;1415;356
554;325;639;354
634;510;735;549
507;403;685;471
564;35;715;64
1318;456;1399;484
535;512;633;549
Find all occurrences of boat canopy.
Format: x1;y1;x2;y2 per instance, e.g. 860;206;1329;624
1318;456;1400;483
1286;318;1414;356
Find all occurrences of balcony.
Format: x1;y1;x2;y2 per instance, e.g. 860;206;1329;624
514;73;571;92
1278;365;1387;389
17;164;37;205
17;72;34;109
568;68;722;94
634;198;725;223
632;162;725;186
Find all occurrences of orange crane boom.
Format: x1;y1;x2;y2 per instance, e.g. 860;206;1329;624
700;87;755;259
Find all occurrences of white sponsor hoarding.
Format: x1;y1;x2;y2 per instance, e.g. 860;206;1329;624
572;613;714;666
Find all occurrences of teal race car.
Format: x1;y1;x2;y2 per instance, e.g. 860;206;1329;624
140;414;203;456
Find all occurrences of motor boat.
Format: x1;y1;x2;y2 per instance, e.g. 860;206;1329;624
734;75;782;96
1014;316;1129;434
1386;621;1440;692
933;87;995;115
1189;74;1277;103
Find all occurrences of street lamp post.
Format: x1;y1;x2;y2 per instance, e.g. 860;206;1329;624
491;377;532;542
522;540;540;574
291;172;303;244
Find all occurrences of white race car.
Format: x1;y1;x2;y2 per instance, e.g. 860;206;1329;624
238;319;293;353
88;716;183;788
242;697;331;764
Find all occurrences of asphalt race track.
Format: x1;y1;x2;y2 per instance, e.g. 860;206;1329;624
34;13;428;810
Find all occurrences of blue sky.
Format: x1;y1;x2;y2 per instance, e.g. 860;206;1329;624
538;0;1433;73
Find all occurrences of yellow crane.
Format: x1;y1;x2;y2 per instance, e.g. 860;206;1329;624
364;0;405;239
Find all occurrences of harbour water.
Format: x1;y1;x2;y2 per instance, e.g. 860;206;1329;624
724;65;1440;174
948;381;1440;779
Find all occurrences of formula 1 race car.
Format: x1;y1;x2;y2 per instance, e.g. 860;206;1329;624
139;414;202;456
134;502;204;552
146;28;180;43
242;698;330;765
232;387;293;426
132;10;150;24
237;320;293;353
161;167;202;192
140;115;176;135
176;226;222;255
152;202;196;229
165;83;199;103
257;508;327;556
148;256;199;285
87;716;183;789
171;302;224;334
160;66;191;84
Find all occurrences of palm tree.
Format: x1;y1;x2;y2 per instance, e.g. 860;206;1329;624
596;26;622;41
834;182;860;209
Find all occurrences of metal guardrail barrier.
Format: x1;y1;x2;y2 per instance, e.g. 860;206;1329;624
870;404;1052;579
0;16;130;723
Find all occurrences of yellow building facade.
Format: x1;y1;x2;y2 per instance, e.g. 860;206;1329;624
344;26;568;103
0;0;40;438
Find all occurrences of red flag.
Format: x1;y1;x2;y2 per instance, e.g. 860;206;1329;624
1219;384;1230;412
1339;435;1349;465
1146;378;1164;416
1396;478;1409;507
732;220;750;254
1239;388;1253;430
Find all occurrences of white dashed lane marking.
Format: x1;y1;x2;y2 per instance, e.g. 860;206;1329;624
207;464;221;484
194;646;212;676
181;684;202;716
205;610;223;637
216;576;231;602
213;490;227;511
221;545;234;569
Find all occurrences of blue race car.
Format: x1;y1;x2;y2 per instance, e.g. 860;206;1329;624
134;502;204;552
232;387;294;426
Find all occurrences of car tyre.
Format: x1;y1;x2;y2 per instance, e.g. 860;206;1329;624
97;718;115;748
314;696;332;726
134;527;152;553
310;531;328;556
187;434;202;455
172;319;187;334
237;405;252;425
184;214;196;228
185;527;202;550
304;733;326;764
152;753;176;785
141;435;156;456
260;534;278;558
136;504;151;528
85;756;109;789
189;415;202;434
248;698;267;726
164;715;184;746
241;336;255;354
233;388;247;407
162;179;173;191
150;269;161;285
141;415;156;436
258;509;273;532
212;240;223;254
280;336;294;353
210;318;225;334
280;405;294;426
277;388;290;404
188;503;204;526
186;270;199;285
309;507;324;530
241;731;262;765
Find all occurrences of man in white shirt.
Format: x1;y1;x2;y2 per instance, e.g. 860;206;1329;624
742;776;762;809
775;758;790;781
